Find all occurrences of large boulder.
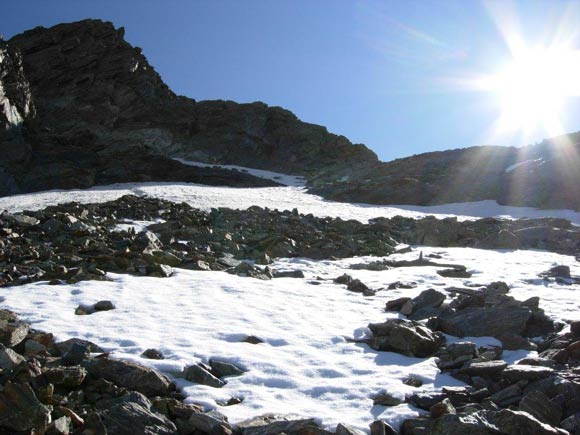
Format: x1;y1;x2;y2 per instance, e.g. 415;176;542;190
368;319;444;357
86;357;173;396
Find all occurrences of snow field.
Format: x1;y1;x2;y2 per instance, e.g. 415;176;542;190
1;182;579;225
2;246;579;432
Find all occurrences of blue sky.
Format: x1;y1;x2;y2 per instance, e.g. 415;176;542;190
4;1;580;161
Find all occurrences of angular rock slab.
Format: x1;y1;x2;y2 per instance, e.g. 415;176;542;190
368;318;444;357
87;357;173;396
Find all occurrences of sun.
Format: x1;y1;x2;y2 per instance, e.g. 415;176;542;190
482;46;580;137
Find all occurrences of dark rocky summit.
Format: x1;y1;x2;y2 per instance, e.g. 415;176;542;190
1;19;579;209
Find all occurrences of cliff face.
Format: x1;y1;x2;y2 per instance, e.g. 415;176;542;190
5;19;377;185
2;19;579;210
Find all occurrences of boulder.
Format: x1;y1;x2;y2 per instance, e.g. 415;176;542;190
209;359;246;378
237;414;322;435
100;400;178;435
87;357;173;396
0;381;51;432
493;409;568;435
435;306;531;338
0;344;25;370
368;319;444;357
183;364;226;388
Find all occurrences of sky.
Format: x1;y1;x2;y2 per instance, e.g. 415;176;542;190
4;0;580;161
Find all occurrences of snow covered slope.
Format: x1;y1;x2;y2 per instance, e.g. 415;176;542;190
1;178;579;432
2;246;578;432
1;182;579;225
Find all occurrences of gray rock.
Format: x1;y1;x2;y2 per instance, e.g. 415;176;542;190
209;359;246;378
43;366;87;388
430;398;456;418
430;411;498;435
447;341;478;360
459;360;507;377
188;410;230;433
436;306;531;338
336;423;366;435
184;364;226;388
490;384;523;407
368;319;444;357
502;365;554;382
0;381;51;432
519;390;562;427
369;420;398;435
56;337;104;354
237;414;322;435
0;344;25;370
372;392;403;406
0;320;29;347
142;348;164;360
493;409;568;435
87;357;173;396
100;401;178;435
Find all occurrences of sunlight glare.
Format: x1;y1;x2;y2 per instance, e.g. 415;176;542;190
483;46;580;136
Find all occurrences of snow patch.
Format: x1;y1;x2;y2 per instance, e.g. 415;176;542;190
505;158;544;173
173;158;306;187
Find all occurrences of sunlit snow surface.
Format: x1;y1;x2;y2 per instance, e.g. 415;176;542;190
1;182;580;432
1;182;579;225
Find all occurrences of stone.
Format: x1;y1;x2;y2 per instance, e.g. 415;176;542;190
62;342;91;365
46;416;72;435
494;409;568;435
273;270;305;278
56;337;104;354
430;411;497;435
24;339;47;356
496;332;537;351
490;384;523;407
242;335;264;344
336;423;366;435
44;366;87;388
372;392;403;406
403;375;423;387
100;400;178;435
188;410;231;434
369;420;398;435
142;348;164;359
0;381;51;432
94;300;115;311
519;390;562;427
501;365;554;382
435;306;531;338
459;360;507;377
408;392;447;410
88;357;173;396
368;319;444;357
446;341;478;360
237;414;322;435
570;320;580;337
209;359;246;378
430;398;456;418
0;320;29;347
561;413;580;434
542;265;571;279
0;343;25;370
437;268;472;278
184;364;226;388
385;297;411;312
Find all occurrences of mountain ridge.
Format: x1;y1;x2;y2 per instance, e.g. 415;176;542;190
1;19;579;210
